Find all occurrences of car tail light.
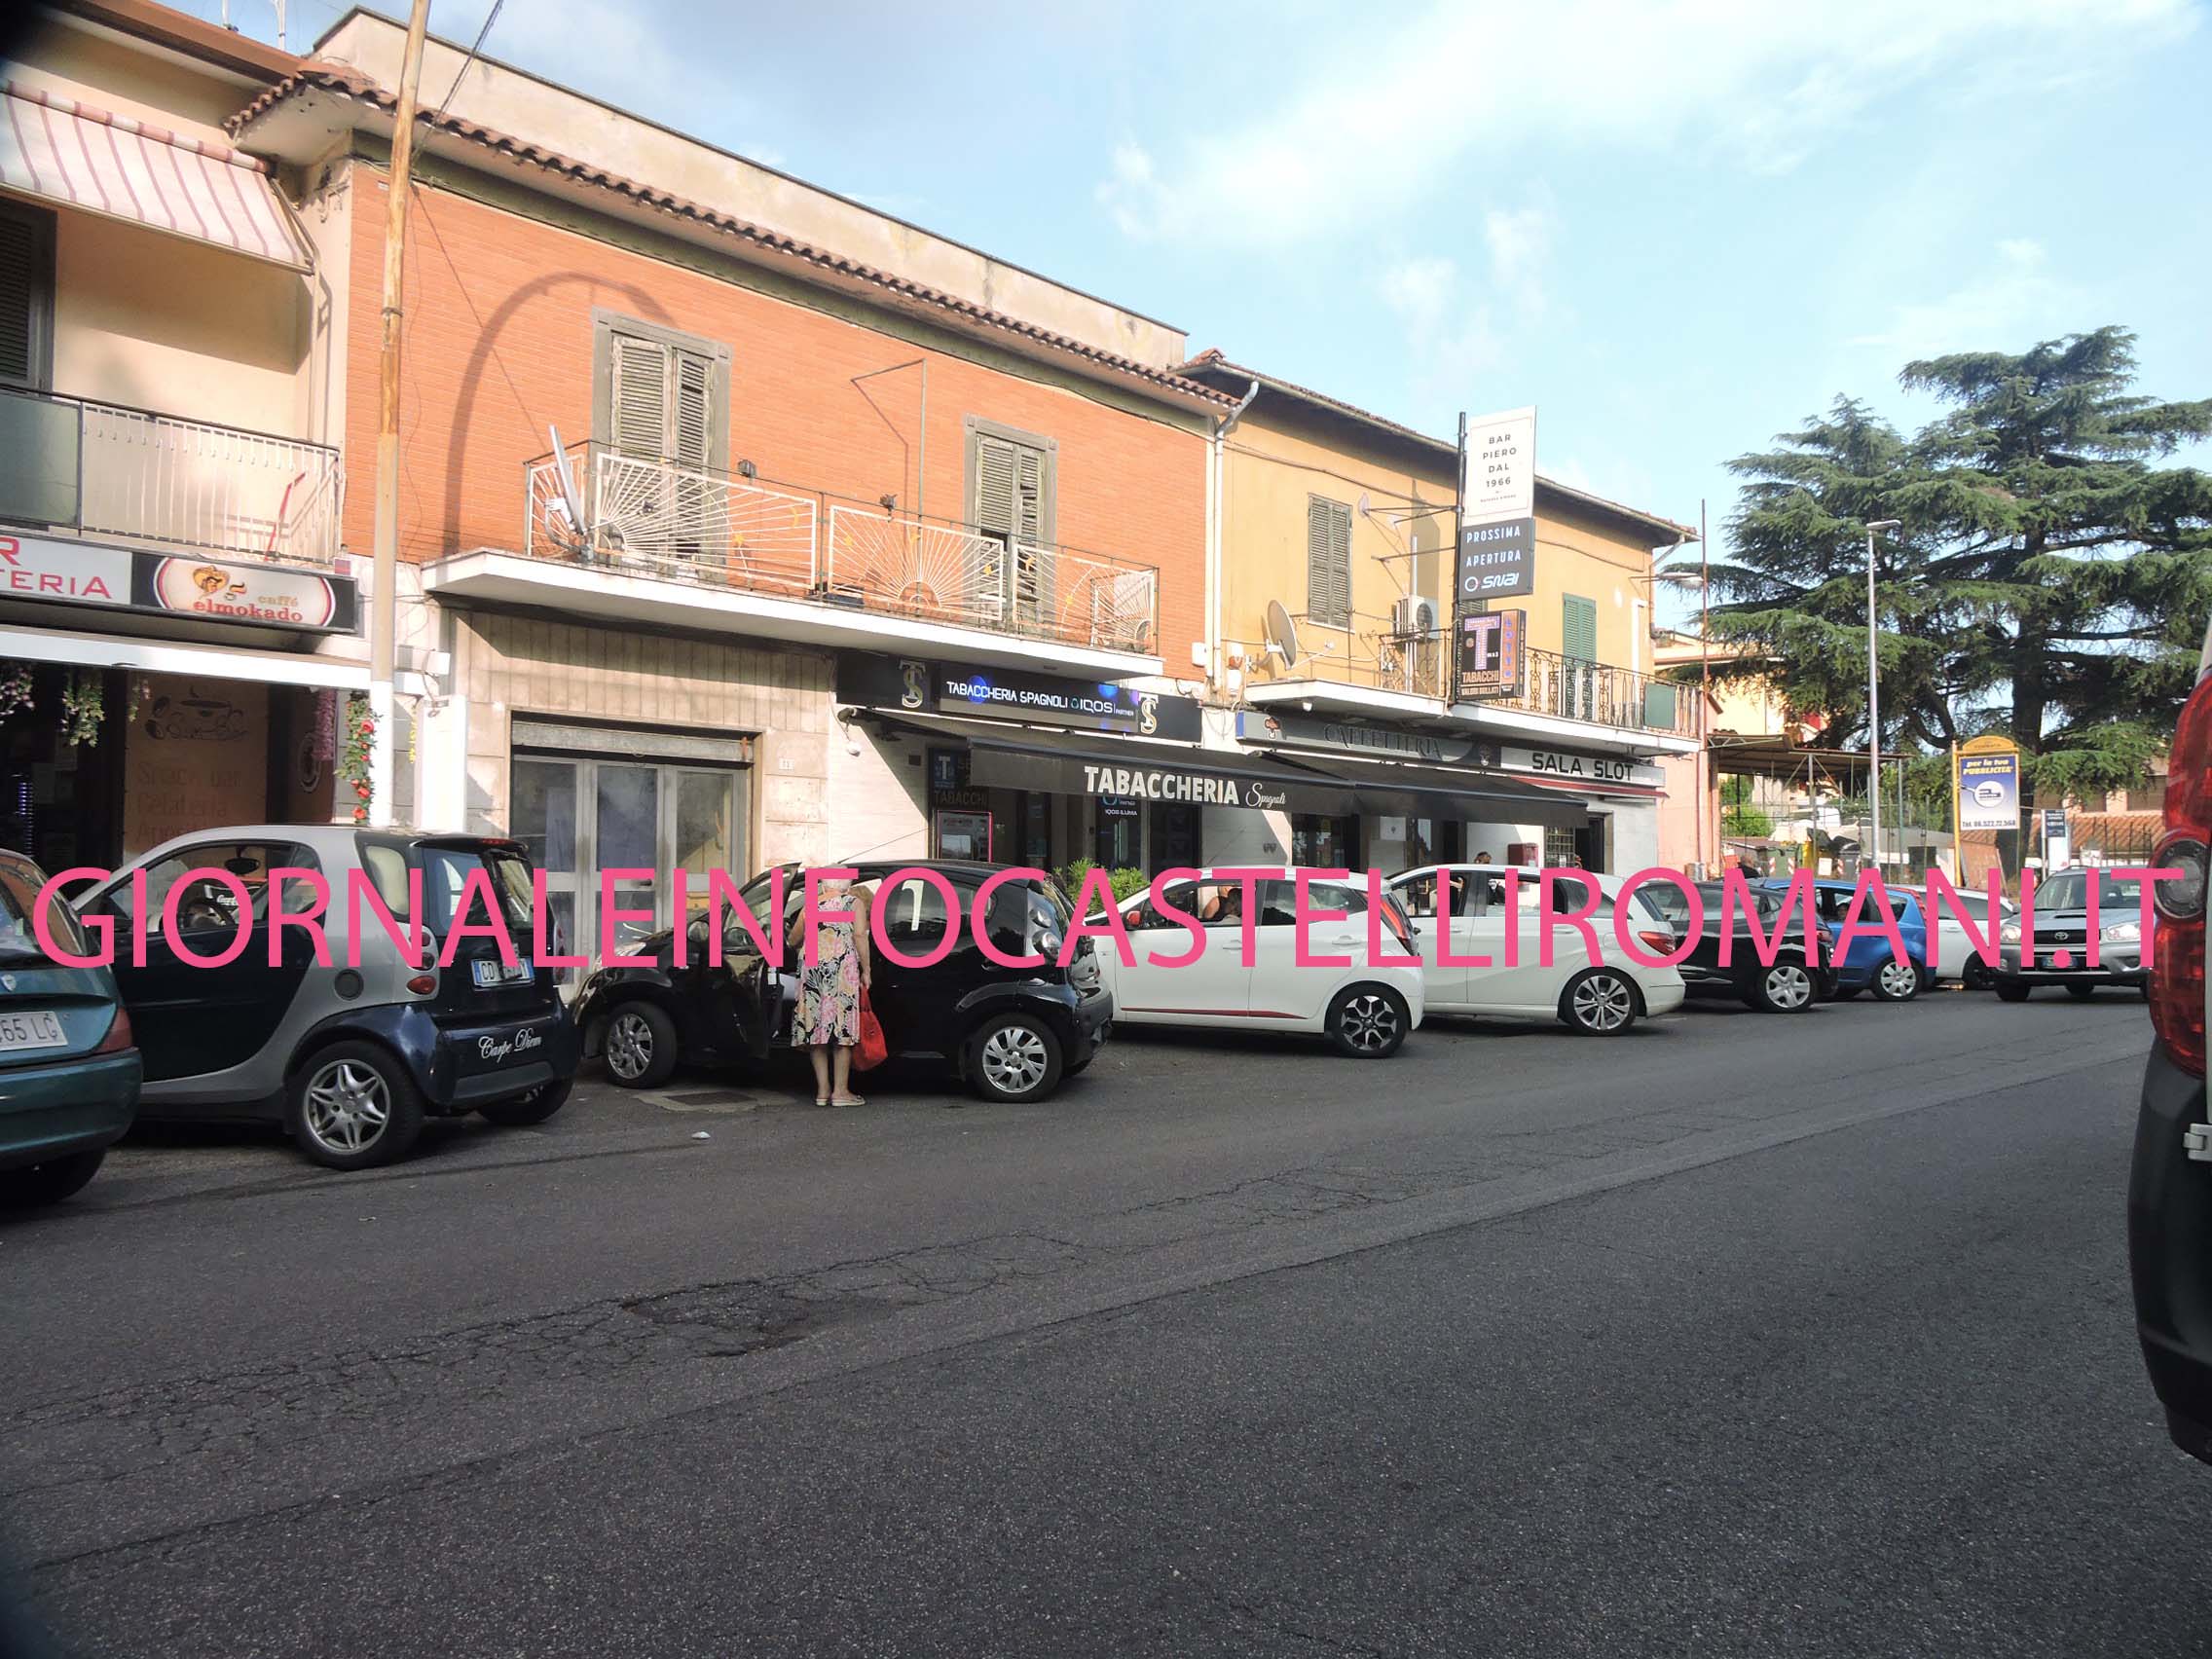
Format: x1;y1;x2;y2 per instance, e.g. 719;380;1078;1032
92;1007;134;1055
1382;900;1416;954
406;973;438;996
2150;672;2212;1075
1637;929;1676;956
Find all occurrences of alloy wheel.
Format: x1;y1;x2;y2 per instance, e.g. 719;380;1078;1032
1765;964;1814;1010
1571;973;1636;1032
302;1059;392;1156
1339;992;1401;1051
978;1023;1049;1094
606;1010;654;1083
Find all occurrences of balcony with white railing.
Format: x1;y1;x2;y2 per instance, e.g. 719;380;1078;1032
479;440;1161;672
0;387;343;566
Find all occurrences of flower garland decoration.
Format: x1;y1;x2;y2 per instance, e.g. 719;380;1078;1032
0;664;30;720
59;672;104;747
338;690;375;823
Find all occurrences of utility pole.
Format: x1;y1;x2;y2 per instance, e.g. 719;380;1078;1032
367;0;432;829
1863;520;1900;870
1699;497;1712;876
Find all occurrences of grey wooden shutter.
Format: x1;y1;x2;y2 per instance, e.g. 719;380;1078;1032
671;351;714;468
1563;594;1598;661
970;432;1018;620
608;334;671;460
1307;497;1350;630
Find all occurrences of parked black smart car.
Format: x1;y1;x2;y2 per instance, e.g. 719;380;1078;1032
573;861;1111;1104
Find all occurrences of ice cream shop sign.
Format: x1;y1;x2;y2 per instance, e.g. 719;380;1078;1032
0;535;357;634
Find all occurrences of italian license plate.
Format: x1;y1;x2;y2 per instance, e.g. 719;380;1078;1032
471;959;529;988
0;1009;67;1051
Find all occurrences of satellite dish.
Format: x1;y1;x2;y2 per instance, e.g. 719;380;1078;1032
547;424;588;538
1264;598;1301;668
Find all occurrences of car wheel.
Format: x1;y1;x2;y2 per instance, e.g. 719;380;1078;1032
1561;968;1639;1035
1871;959;1922;1002
1751;960;1817;1013
479;1077;574;1125
1996;980;2031;1003
1327;984;1410;1057
967;1013;1063;1103
287;1041;424;1170
0;1148;106;1207
2066;982;2097;1001
602;1002;679;1089
1963;959;1993;991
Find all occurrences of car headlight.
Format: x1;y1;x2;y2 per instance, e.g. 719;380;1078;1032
1031;928;1063;960
2102;920;2140;942
1999;922;2021;944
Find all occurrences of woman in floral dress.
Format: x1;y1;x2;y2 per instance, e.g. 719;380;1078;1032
792;876;871;1106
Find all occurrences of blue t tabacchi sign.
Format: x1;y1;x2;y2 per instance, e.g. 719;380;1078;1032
1958;750;2020;831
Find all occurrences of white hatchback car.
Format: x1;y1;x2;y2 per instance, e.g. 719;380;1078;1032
1099;868;1426;1057
1383;865;1686;1035
1898;884;2014;988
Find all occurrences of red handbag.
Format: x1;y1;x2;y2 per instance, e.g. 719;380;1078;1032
854;985;888;1072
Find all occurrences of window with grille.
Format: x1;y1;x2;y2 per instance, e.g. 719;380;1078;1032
590;313;731;562
1307;496;1352;630
0;199;55;390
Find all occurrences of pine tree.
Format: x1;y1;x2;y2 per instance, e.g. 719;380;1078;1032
1711;327;2212;803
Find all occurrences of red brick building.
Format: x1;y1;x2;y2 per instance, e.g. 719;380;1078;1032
233;13;1224;958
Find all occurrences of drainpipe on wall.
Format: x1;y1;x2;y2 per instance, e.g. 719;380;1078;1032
1206;380;1262;695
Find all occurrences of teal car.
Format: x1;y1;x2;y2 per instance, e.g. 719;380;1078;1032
0;849;140;1207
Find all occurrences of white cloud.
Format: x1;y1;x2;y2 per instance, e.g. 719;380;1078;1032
1379;256;1504;382
1483;198;1556;320
1847;238;2074;356
1098;0;2195;247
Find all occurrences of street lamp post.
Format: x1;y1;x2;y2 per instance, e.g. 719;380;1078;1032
1864;520;1901;870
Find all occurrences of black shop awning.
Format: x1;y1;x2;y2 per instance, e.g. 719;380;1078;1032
1284;754;1597;830
874;713;1359;816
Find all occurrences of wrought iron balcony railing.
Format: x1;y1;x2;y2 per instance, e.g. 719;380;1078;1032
0;387;342;565
525;441;1159;656
1493;645;1701;738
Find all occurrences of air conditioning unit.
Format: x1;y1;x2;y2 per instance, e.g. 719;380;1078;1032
1392;595;1440;639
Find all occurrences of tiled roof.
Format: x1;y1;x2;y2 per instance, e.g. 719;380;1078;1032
1184;350;1698;542
227;66;1233;410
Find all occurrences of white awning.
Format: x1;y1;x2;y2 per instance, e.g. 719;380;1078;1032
0;624;368;690
0;84;309;270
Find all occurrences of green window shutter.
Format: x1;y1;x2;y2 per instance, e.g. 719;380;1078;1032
1308;497;1351;630
1563;594;1597;661
1644;682;1677;729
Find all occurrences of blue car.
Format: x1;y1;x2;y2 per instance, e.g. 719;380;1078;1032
1760;877;1930;1003
0;849;141;1207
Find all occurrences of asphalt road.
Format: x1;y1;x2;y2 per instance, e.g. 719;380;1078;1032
0;984;2196;1656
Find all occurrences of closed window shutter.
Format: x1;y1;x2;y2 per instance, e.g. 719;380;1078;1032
671;350;714;469
970;432;1018;617
1644;682;1677;729
1563;594;1597;661
609;334;671;461
0;210;42;387
1307;498;1350;629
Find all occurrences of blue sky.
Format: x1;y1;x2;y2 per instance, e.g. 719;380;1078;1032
193;0;2211;622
